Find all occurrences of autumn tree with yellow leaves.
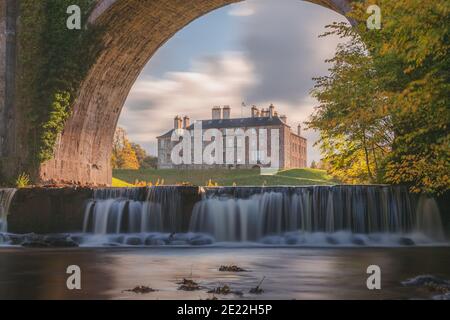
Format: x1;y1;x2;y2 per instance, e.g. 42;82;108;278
111;127;140;170
308;0;449;194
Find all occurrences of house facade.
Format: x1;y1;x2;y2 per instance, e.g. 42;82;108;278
157;105;307;169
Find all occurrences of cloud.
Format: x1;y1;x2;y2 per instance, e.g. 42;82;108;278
238;0;349;105
228;3;255;17
120;52;257;155
121;0;350;163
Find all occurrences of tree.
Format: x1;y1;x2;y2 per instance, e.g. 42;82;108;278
130;143;147;166
309;1;449;194
367;0;449;194
111;128;158;170
310;160;317;169
142;156;158;169
307;23;392;184
130;143;159;169
111;127;140;170
119;140;140;170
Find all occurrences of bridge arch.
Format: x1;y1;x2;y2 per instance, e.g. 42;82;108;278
39;0;352;185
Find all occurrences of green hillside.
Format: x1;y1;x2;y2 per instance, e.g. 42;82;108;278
113;168;337;187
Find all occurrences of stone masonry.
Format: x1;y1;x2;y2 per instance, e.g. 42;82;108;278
0;0;18;179
2;0;351;185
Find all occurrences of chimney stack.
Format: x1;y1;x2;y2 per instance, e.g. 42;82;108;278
269;104;275;118
298;124;302;136
222;106;231;119
212;106;222;120
174;116;182;129
183;116;190;129
251;106;260;118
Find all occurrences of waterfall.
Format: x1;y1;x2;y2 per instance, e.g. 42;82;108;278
0;189;17;233
189;186;443;243
83;187;184;234
79;185;445;246
416;196;445;241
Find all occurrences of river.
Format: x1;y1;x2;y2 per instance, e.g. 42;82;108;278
1;247;449;300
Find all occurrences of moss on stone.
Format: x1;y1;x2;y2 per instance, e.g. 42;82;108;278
17;0;103;170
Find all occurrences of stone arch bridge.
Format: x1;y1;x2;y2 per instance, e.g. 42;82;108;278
0;0;351;185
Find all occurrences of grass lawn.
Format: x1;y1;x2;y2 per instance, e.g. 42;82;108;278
112;168;337;187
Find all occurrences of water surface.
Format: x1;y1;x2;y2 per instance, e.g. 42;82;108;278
1;247;449;300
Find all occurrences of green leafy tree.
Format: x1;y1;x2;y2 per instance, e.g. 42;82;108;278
309;0;449;194
141;156;158;169
369;0;449;194
130;143;158;169
307;23;392;184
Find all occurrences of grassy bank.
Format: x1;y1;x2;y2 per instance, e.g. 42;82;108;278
112;168;337;187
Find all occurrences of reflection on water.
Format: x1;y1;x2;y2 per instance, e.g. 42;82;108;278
0;248;116;299
1;247;450;300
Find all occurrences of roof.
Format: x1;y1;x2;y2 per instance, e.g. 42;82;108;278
157;116;288;139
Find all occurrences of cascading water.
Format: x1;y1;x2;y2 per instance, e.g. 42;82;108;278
0;189;17;233
189;186;445;245
416;195;445;241
83;187;184;234
78;186;196;246
78;185;445;246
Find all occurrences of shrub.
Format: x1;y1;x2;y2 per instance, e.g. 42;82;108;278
16;173;31;188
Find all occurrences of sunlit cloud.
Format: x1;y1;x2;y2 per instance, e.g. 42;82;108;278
120;52;257;155
228;2;255;17
121;0;350;164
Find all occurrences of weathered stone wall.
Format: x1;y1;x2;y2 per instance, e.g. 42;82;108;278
39;0;351;185
2;186;448;240
281;124;289;168
8;187;94;234
0;1;5;123
0;0;351;185
0;0;19;180
289;133;307;168
6;186;202;234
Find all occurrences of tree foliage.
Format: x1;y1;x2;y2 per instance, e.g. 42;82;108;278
111;128;139;170
111;128;158;170
130;142;158;169
308;0;449;194
307;24;392;184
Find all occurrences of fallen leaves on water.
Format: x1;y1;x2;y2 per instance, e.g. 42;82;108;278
249;277;266;294
218;265;247;272
207;284;243;297
124;286;157;294
177;278;202;291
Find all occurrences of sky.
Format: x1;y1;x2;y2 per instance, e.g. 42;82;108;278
119;0;349;164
